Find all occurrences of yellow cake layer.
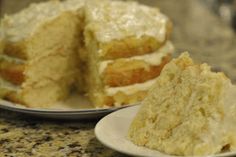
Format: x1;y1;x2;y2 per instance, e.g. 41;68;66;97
98;35;171;60
87;73;161;107
100;41;173;87
0;55;25;85
1;77;74;108
92;76;162;107
102;54;171;87
84;0;172;60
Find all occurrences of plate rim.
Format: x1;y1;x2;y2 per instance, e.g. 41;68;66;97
95;105;147;157
95;105;236;157
0;99;137;114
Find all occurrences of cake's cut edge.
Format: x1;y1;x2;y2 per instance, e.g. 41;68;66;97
0;5;85;108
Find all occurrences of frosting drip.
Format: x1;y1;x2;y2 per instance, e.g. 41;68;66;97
105;77;159;96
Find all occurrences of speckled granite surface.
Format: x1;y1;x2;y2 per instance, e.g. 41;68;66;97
0;0;236;157
0;112;122;157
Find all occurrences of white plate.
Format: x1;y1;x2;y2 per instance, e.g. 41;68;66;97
0;94;135;119
95;105;236;157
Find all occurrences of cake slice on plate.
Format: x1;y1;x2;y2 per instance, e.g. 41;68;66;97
128;52;236;156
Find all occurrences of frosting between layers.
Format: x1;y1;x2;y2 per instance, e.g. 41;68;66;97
0;54;25;64
105;76;159;96
1;0;85;42
99;41;174;74
85;0;169;42
0;77;19;98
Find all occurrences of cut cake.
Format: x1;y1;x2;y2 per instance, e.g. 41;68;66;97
0;0;174;108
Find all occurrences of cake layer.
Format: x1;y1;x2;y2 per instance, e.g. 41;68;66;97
0;32;4;54
3;41;27;59
0;77;19;99
100;41;173;87
21;76;75;108
0;75;75;108
0;55;25;85
87;75;161;107
98;35;171;60
24;54;79;87
102;54;170;87
99;41;173;74
84;0;172;59
0;52;80;87
104;76;160;97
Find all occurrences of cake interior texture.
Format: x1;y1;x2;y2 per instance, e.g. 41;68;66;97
0;0;174;108
128;52;236;156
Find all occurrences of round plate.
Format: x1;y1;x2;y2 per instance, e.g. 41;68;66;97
95;105;236;157
0;94;135;119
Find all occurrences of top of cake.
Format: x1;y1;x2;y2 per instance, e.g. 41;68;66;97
84;0;169;43
1;0;85;42
1;0;169;43
128;52;236;156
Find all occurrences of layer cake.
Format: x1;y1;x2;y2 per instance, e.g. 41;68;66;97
0;0;174;108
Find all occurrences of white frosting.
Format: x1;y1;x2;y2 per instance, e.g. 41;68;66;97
0;77;20;91
105;77;159;96
0;54;25;64
99;41;174;74
1;0;84;42
99;61;113;75
2;0;168;43
85;0;169;42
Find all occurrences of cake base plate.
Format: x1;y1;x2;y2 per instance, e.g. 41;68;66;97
0;94;135;119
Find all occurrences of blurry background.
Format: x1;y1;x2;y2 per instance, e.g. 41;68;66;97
204;0;236;29
0;0;236;82
1;0;236;30
0;0;47;15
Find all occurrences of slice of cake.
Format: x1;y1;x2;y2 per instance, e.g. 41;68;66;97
83;0;174;107
128;52;236;156
0;0;85;108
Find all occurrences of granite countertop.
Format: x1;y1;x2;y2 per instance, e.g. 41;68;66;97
0;0;236;157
